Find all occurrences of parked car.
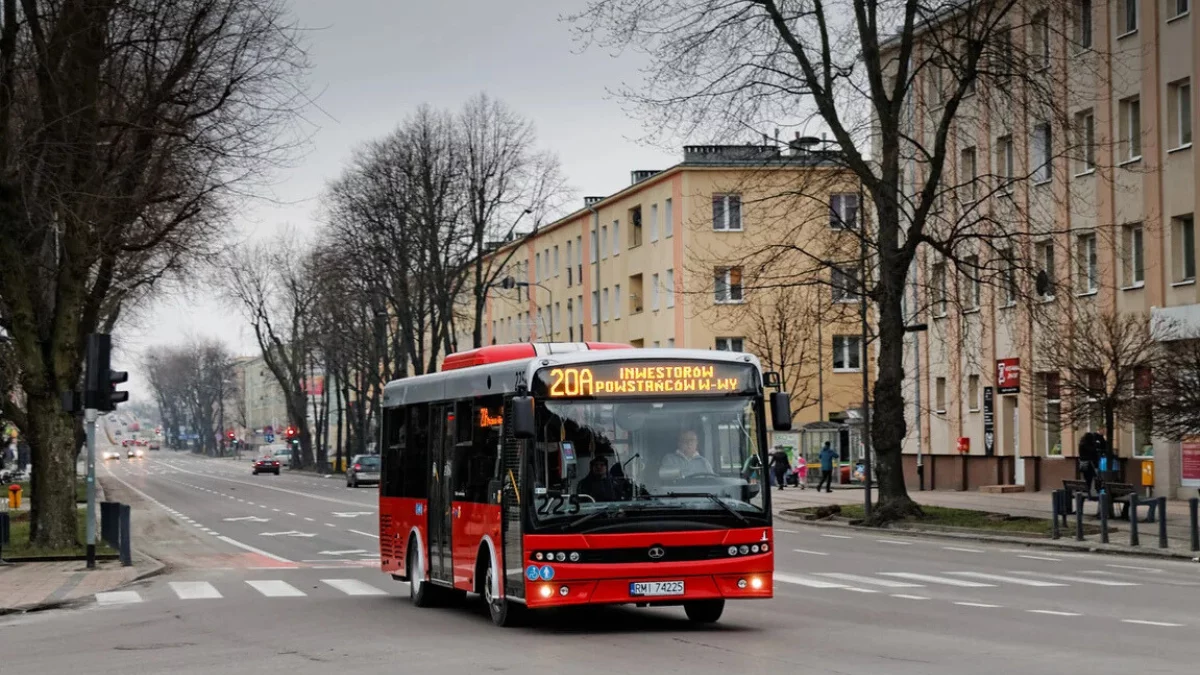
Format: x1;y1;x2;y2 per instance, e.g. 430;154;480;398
252;455;281;475
346;454;380;488
148;441;160;451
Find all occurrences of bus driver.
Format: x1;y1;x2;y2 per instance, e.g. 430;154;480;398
660;428;713;478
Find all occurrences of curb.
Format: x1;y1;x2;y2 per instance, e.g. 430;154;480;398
775;510;1200;562
0;555;167;617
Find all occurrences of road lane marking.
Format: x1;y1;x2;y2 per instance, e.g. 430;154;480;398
1009;572;1139;586
272;508;281;512
319;549;368;556
1028;610;1081;616
775;528;799;534
325;523;337;528
96;591;142;605
1122;619;1184;627
948;572;1066;587
773;572;848;588
1107;564;1162;573
955;602;1001;608
169;581;223;599
216;535;293;563
792;548;829;555
287;512;296;516
1018;555;1062;562
322;579;388;596
820;534;853;539
223;516;269;522
817;573;923;588
891;594;929;600
349;529;379;539
876;539;913;546
246;580;306;597
880;573;995;587
304;517;315;522
841;587;879;593
943;547;985;553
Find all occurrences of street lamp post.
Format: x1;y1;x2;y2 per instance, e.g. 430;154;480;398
494;276;554;340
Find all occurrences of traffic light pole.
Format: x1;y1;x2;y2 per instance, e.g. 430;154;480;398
85;407;97;569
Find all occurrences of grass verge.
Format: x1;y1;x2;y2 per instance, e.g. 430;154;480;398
13;480;90;504
786;504;1068;537
3;509;118;559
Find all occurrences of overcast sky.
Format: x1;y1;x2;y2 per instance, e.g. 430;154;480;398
116;0;688;401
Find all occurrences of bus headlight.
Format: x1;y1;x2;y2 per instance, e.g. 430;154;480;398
750;576;764;590
540;585;554;598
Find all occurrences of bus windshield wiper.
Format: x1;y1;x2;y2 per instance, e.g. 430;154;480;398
567;506;618;529
660;492;748;525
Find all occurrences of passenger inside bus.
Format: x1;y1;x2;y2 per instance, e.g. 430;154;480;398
576;455;625;502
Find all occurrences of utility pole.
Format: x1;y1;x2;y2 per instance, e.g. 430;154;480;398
81;333;129;569
84;407;98;568
859;182;872;521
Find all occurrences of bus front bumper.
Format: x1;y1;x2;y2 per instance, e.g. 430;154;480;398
523;571;773;608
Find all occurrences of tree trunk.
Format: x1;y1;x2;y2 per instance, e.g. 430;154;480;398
26;392;79;548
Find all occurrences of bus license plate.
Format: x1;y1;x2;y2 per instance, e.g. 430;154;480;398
629;580;685;597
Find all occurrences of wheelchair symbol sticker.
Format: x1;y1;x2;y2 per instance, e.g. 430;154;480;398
526;565;540;581
415;503;424;516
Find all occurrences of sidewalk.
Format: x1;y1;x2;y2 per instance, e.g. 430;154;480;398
769;484;1200;558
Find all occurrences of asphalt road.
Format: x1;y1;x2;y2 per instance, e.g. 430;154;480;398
3;448;1199;674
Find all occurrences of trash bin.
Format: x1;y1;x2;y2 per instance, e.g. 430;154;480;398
8;484;21;509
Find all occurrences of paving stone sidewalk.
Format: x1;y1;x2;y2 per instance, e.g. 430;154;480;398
0;559;155;612
769;483;1200;557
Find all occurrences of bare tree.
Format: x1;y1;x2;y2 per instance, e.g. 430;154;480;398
145;340;235;454
1147;320;1200;443
0;0;310;547
1033;308;1162;452
570;0;1113;521
222;236;322;470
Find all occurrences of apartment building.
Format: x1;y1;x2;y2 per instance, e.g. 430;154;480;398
893;0;1197;496
463;143;871;450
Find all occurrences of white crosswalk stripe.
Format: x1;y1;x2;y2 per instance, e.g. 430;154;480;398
322;579;388;596
947;572;1066;587
169;581;223;599
246;580;306;597
879;572;995;587
816;573;924;588
96;591;143;605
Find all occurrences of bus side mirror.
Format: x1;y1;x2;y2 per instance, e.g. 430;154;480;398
770;392;792;431
512;396;536;439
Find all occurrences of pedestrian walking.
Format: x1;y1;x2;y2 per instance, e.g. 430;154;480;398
769;447;790;490
793;454;807;488
817;441;837;493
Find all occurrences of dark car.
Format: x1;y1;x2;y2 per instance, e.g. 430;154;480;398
253;456;281;475
346;454;380;488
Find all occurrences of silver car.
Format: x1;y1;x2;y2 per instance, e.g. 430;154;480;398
346;454;380;488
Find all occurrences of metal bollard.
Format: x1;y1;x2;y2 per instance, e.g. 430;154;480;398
1158;497;1169;549
1051;490;1061;539
0;511;8;562
1191;498;1199;552
1075;493;1085;541
101;501;118;549
1099;492;1109;544
119;503;132;566
1129;492;1140;547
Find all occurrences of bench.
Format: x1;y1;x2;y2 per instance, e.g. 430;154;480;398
1061;479;1159;522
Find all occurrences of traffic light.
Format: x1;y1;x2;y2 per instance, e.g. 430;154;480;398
227;430;235;440
84;333;129;412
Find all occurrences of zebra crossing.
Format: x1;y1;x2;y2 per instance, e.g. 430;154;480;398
774;569;1150;592
93;576;404;606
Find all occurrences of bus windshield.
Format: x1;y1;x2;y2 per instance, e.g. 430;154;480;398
525;396;767;532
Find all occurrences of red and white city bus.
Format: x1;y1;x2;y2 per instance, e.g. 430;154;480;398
377;342;792;626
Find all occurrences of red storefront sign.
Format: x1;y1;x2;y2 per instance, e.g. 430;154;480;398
996;358;1020;394
1181;438;1200;487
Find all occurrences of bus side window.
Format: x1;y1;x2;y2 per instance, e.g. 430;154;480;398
455;395;502;503
402;403;430;499
381;406;406;498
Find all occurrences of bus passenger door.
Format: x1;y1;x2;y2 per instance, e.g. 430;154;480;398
428;404;454;583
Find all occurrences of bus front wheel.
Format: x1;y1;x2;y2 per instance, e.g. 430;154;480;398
683;600;725;624
482;561;522;627
407;541;436;608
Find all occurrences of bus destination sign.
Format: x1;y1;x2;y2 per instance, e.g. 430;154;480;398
534;361;754;398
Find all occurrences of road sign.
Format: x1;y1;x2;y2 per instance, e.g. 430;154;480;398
264;433;275;443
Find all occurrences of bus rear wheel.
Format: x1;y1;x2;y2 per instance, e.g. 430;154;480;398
683;600;725;624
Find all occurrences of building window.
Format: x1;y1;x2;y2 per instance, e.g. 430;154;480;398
650;203;659;242
960;147;977;202
1120;0;1138;33
591;291;599;324
566;241;573;286
931;261;948;316
1074;0;1092;50
1001;247;1018;305
968;374;980;411
714;267;743;303
575;236;582;281
1074;109;1095;173
1172;0;1190;19
1120;97;1142;161
963;255;981;309
1036;240;1055;299
996;134;1014;192
651;272;660;310
666;268;675;308
832;336;862;372
1032;11;1050;69
667;338;675;347
566;300;573;335
1076;232;1098;293
590;230;598;263
1171;79;1192;148
612;220;620;256
1040;373;1062;456
600;225;608;260
613;284;621;320
1175;214;1196;282
1032;121;1052;183
535;252;541;282
831;266;860;303
830;193;859;229
664;198;673;237
712;194;743;231
935;377;947;412
1122;223;1145;287
553;246;559;277
994;27;1013;87
715;337;744;352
